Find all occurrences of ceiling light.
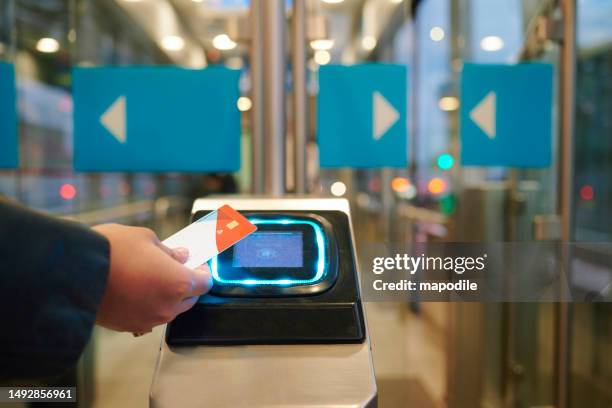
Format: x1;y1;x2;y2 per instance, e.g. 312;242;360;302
213;34;237;51
389;0;403;3
430;26;445;42
161;35;184;51
321;0;344;3
36;37;59;53
361;35;377;51
480;36;504;52
237;96;252;112
314;50;331;65
438;96;459;111
310;39;334;51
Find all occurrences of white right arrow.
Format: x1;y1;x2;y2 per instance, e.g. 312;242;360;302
373;91;399;141
469;91;496;139
100;95;126;144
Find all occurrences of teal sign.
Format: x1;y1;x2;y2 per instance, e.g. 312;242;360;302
0;62;17;168
73;67;241;172
460;63;553;167
317;64;408;168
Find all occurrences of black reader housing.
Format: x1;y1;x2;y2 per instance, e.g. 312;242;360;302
166;210;366;346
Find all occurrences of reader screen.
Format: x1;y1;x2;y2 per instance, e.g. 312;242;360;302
232;232;303;268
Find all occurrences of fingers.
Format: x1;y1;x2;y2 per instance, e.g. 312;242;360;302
186;264;214;297
157;242;190;264
170;247;189;264
174;296;200;316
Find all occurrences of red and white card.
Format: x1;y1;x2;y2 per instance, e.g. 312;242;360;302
163;204;257;269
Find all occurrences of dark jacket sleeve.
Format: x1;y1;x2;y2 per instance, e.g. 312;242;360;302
0;198;110;379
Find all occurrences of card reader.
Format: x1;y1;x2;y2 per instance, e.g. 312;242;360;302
166;209;365;345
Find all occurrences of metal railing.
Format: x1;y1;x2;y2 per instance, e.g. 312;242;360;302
60;195;191;237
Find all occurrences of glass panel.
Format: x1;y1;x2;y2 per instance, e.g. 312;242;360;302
315;1;451;405
0;0;242;216
451;1;558;407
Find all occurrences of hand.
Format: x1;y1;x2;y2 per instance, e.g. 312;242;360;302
92;224;213;333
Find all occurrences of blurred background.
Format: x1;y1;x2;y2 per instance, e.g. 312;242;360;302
0;0;611;407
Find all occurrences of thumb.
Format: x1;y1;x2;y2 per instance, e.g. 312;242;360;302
186;263;214;297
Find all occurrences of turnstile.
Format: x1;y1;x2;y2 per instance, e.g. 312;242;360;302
150;198;377;407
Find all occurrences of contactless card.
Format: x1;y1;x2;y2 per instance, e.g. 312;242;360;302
163;205;257;269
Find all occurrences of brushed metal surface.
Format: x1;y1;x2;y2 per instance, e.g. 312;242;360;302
192;197;351;214
262;0;286;196
150;342;377;408
291;0;307;194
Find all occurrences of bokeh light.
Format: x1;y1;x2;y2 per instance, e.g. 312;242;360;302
391;177;411;193
60;183;77;200
330;181;347;197
428;177;447;195
437;153;455;170
580;185;594;201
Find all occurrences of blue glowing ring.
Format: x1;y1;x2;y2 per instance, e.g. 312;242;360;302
210;218;327;286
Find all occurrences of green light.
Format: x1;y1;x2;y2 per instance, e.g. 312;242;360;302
437;153;454;170
440;194;456;215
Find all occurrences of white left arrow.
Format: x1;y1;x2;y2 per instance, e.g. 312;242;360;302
469;91;496;139
373;91;399;141
100;95;126;144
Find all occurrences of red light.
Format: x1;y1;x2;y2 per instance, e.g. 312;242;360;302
368;177;381;193
60;183;77;200
580;185;594;201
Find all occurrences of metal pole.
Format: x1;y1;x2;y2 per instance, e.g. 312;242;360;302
250;0;265;194
558;1;576;243
262;0;286;196
556;0;576;407
292;0;307;194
